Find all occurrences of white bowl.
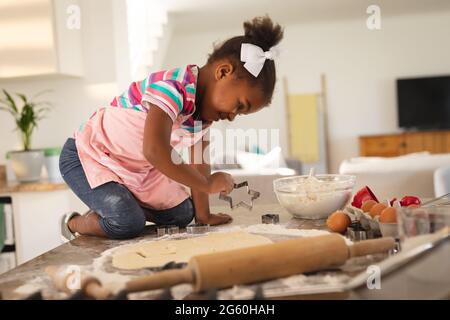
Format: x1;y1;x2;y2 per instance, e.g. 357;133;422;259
273;174;356;219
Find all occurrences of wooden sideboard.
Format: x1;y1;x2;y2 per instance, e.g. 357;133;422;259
359;130;450;157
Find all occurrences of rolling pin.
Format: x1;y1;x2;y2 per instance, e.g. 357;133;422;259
45;265;112;300
126;234;395;293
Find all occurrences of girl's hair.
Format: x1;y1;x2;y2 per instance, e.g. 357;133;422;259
208;16;284;105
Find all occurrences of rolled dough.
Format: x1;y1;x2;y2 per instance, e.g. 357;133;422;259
112;231;273;270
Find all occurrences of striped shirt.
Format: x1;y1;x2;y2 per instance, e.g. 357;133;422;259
111;64;210;132
74;65;211;210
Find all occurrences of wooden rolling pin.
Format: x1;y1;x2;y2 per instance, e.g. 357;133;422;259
45;265;112;300
126;234;395;293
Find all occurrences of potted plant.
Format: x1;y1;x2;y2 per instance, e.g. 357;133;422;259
0;89;51;182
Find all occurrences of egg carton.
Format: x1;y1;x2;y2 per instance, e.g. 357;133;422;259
344;201;399;239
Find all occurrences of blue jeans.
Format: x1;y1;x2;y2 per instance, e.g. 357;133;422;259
59;138;194;239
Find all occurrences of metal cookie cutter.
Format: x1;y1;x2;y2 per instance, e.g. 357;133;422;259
261;214;280;224
156;225;180;237
219;181;260;210
347;221;368;241
186;223;210;234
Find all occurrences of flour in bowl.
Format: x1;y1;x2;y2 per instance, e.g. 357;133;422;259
274;174;354;219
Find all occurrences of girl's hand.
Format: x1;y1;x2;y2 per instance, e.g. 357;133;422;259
206;172;234;194
198;213;232;226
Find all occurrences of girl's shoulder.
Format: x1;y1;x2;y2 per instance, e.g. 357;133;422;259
148;65;199;88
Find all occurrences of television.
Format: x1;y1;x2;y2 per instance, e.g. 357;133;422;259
397;75;450;130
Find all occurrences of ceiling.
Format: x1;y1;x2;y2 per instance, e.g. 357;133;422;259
165;0;450;33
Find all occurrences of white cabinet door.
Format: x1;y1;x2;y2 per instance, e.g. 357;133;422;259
11;190;78;264
0;0;82;79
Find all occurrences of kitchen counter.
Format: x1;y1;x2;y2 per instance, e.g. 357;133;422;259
0;203;448;300
0;178;82;265
0;179;67;194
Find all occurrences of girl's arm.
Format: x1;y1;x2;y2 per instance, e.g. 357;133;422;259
189;136;232;225
143;104;234;194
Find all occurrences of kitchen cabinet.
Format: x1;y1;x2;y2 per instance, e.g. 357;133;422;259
0;197;16;274
0;0;83;79
0;182;87;265
359;130;450;157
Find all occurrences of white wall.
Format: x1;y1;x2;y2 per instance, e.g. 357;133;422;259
2;7;450;173
0;0;120;161
163;11;450;173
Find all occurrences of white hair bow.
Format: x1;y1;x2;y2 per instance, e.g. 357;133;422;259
240;43;280;77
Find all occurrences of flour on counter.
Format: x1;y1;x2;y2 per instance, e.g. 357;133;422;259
243;223;329;236
89;223;351;299
13;276;68;299
90;246;134;293
218;273;351;299
217;223;352;245
14;278;45;295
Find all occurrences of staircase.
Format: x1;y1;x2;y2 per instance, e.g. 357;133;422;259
125;0;170;80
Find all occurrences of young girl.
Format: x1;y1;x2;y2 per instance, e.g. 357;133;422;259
59;16;284;240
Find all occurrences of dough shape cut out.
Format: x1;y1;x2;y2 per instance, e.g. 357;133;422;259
112;231;272;270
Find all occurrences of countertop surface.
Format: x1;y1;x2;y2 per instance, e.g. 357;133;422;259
0;203;448;300
0;179;68;194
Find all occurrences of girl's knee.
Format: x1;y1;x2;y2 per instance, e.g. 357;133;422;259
95;189;147;239
174;199;195;227
100;212;146;239
177;211;194;227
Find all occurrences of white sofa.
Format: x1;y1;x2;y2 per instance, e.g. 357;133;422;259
209;167;296;206
434;165;450;197
208;148;298;206
339;152;450;201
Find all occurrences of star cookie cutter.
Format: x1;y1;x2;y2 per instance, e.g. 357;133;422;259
219;181;260;210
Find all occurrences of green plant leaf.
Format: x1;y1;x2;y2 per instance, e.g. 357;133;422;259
31;90;52;101
3;89;19;112
2;90;52;150
0;106;15;116
16;93;28;104
2;89;18;113
36;107;51;113
33;101;52;107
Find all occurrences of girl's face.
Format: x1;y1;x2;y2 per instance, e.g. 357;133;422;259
199;62;266;122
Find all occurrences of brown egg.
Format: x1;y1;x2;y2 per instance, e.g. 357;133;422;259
380;207;397;223
327;211;351;234
369;203;387;218
361;200;378;213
